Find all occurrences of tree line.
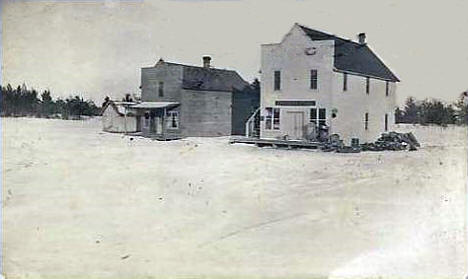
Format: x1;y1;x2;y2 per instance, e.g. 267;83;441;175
1;84;101;119
395;95;467;126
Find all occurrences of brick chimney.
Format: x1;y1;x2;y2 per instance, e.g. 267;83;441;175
358;33;366;44
202;56;211;68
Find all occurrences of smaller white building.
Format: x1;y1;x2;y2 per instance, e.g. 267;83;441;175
101;101;139;133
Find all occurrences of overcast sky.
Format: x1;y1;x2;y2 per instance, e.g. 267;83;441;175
2;0;468;105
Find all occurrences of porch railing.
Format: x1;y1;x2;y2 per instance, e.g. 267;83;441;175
245;108;260;138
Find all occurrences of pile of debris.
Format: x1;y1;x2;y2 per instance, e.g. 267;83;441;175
320;132;420;153
361;131;420;152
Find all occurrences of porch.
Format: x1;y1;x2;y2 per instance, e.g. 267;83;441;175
131;102;182;140
229;137;322;149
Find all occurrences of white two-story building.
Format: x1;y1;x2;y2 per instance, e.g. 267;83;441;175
259;23;400;144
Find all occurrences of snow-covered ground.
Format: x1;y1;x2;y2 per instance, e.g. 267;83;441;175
3;117;467;279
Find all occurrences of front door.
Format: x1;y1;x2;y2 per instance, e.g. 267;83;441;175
285;111;305;140
156;116;163;134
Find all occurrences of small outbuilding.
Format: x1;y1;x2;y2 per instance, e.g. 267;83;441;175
101;101;139;133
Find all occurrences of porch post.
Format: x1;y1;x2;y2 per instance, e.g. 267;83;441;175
163;108;166;135
124;105;127;135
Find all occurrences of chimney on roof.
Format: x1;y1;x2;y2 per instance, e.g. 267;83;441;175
358;33;366;44
156;58;164;66
202;56;211;68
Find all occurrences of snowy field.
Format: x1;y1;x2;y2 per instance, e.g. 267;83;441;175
3;117;467;279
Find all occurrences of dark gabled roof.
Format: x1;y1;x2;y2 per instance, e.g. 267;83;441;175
158;61;250;92
298;24;400;82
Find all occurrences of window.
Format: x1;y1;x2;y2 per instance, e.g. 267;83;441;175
385;113;388;131
265;107;280;130
318;108;326;126
310;69;318;89
158;81;164;97
144;112;150;128
386;81;389;97
366;77;370;94
274;71;281;91
365;112;369;130
265;108;272;130
310;108;326;127
166;110;179;129
343;73;348;91
273;108;280;130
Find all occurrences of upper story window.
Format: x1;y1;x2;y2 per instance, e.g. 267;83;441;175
365;112;369;130
343;73;348;91
366;77;370;94
158;81;164;97
386;81;389;97
274;71;281;91
310;69;318;90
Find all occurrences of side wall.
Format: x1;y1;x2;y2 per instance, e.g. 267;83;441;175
102;107;137;133
231;90;260;136
180;89;233;137
141;64;183;102
331;71;397;143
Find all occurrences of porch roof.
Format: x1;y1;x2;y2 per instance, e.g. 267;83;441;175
131;102;180;109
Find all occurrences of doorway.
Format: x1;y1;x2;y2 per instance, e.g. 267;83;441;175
285;111;305;140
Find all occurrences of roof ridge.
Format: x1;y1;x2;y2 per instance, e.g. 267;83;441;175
297;23;358;44
296;23;400;82
164;61;237;72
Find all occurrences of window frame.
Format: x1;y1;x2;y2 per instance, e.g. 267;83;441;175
310;69;318;90
158;81;164;97
265;107;273;130
274;71;281;91
385;81;389;97
166;110;179;129
273;108;280;130
144;112;150;128
265;107;280;130
365;112;369;130
310;107;326;127
385;113;388;131
343;73;348;91
366;77;370;94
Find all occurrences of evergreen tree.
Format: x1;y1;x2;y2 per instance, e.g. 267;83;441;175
454;92;468;125
402;97;419;123
395;107;404;123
